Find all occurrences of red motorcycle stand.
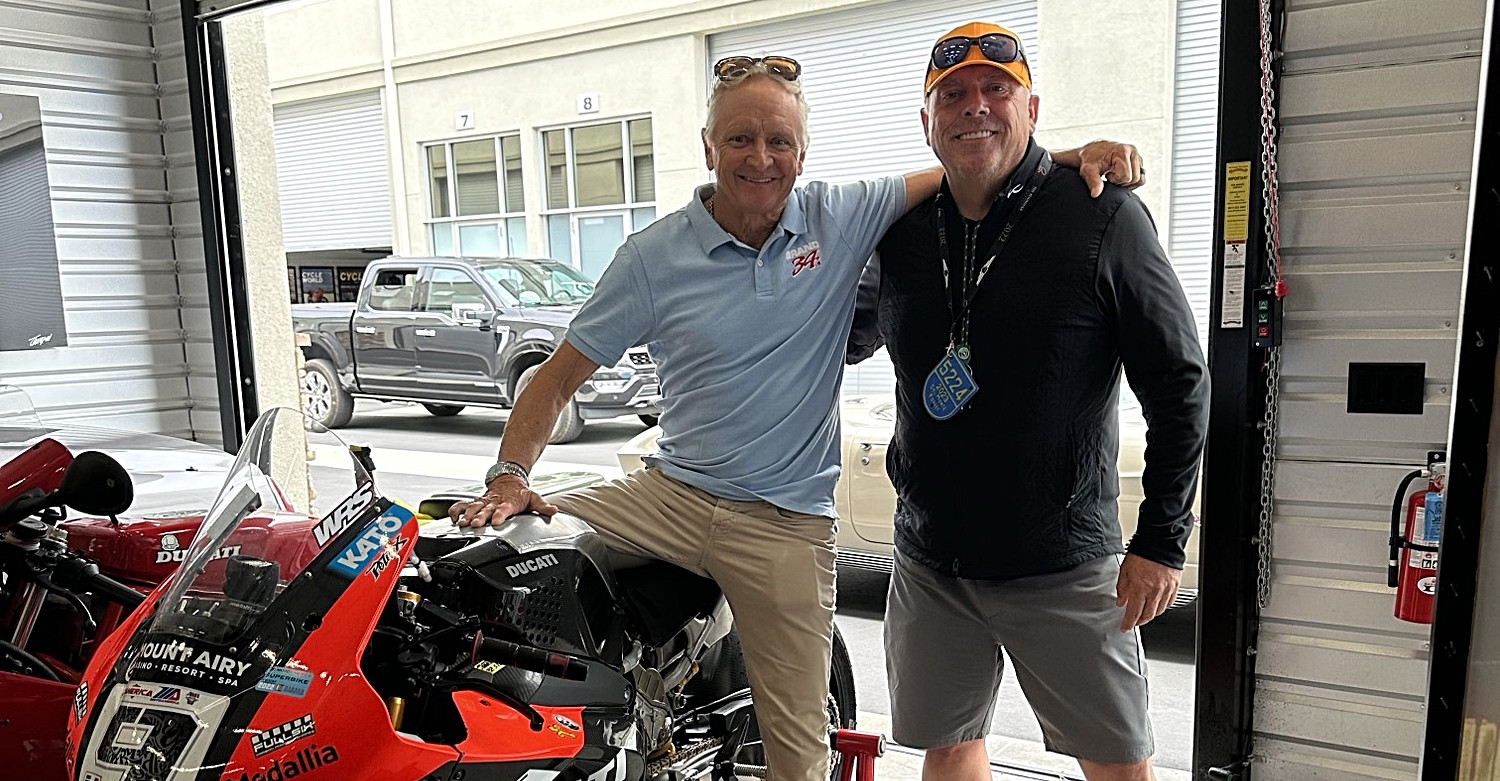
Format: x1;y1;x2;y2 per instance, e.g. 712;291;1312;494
831;728;886;781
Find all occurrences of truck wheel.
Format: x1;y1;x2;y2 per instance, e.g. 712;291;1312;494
423;404;465;417
302;358;354;429
638;414;660;427
515;365;585;444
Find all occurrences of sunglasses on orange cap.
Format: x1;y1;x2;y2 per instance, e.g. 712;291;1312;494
930;32;1025;72
713;55;801;83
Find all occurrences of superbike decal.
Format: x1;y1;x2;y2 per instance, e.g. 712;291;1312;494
227;743;339;781
506;553;560;578
133;640;252;687
250;714;316;757
255;665;314;698
311;482;375;546
73;681;89;723
326;505;413;579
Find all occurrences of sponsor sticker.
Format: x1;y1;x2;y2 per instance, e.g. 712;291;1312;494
226;743;339;781
251;714;316;757
474;660;504;675
326;505;413;580
255;666;314;698
555;714;581;731
132;640;251;688
74;681;89;723
312;483;376;547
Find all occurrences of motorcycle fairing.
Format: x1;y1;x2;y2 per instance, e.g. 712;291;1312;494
75;495;458;780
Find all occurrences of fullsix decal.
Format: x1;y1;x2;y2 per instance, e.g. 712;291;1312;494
788;241;822;277
227;743;339;781
250;714;316;757
255;666;314;698
311;482;375;546
132;640;251;687
73;681;89;723
326;505;412;580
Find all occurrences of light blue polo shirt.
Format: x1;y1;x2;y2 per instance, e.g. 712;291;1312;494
565;177;906;517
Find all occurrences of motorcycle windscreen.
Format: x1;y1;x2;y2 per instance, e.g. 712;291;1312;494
71;408;451;781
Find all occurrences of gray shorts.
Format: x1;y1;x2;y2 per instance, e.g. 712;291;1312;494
884;551;1154;764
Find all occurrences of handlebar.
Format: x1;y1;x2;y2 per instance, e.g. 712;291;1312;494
469;633;588;681
51;556;145;611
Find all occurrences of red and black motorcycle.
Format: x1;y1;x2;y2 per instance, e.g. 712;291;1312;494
0;439;149;781
69;408;858;781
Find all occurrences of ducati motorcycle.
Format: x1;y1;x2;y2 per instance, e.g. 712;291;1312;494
70;408;858;780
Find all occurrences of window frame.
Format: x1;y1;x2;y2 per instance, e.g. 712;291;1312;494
538;114;657;267
423;133;528;258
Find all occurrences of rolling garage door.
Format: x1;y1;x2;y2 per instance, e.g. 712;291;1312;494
0;0;221;443
1168;0;1221;348
1250;2;1484;778
273;90;393;252
709;0;1039;397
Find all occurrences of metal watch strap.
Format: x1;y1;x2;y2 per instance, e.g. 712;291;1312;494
484;460;530;486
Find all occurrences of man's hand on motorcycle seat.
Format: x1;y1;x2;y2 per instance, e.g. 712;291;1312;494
450;475;558;527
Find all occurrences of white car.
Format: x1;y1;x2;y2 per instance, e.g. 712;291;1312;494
618;395;1200;601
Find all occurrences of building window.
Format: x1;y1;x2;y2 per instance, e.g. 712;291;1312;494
425;135;527;258
542;117;656;279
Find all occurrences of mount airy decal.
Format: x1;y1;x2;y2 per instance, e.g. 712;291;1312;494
131;639;251;687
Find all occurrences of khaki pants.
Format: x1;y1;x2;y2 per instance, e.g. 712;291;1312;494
552;467;837;781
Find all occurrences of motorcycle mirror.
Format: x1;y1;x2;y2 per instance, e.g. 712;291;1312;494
58;451;134;517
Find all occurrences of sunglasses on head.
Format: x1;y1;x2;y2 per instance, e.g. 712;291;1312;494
714;55;801;83
929;33;1024;71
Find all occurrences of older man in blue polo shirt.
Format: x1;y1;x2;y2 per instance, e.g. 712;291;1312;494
450;54;1141;781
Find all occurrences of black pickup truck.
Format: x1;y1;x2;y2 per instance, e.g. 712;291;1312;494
292;256;660;443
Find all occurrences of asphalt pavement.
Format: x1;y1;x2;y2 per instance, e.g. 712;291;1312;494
312;400;1196;779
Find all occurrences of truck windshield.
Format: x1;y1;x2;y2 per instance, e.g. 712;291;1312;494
483;261;595;306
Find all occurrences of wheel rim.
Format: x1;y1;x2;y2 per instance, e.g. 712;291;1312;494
302;369;332;419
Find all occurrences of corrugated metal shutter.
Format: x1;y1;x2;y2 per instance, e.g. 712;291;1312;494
709;0;1038;397
1168;0;1220;347
0;0;219;443
1251;2;1483;778
273;91;392;252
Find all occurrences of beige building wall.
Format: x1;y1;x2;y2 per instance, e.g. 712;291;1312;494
256;0;1180;256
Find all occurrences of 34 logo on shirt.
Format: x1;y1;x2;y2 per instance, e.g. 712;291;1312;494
788;242;822;277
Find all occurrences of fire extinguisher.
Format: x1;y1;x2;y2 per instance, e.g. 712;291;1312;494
1387;450;1445;624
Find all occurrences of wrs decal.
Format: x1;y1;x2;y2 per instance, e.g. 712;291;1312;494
251;714;317;757
788;241;822;277
311;482;376;547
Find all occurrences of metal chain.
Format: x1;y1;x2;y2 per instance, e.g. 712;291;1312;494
1255;0;1284;611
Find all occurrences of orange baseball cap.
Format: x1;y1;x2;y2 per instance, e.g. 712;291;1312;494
924;21;1032;94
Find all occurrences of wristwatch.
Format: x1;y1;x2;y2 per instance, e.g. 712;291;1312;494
484;460;530;487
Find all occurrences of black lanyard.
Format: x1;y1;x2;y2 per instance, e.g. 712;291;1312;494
935;152;1053;352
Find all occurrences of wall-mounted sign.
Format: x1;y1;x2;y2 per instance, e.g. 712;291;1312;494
0;92;68;351
299;267;335;303
576;93;600;115
455;110;475;131
336;267;364;302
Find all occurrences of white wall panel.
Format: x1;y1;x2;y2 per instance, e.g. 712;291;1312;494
0;0;221;442
1252;0;1486;777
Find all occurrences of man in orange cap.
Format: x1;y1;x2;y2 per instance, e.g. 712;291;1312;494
854;21;1209;781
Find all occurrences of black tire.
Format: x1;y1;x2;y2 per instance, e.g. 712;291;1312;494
638;414;660;427
515;364;585;444
683;624;858;776
423;403;465;417
301;358;354;429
